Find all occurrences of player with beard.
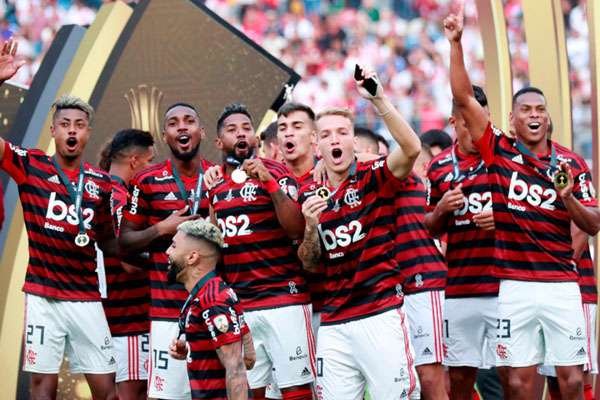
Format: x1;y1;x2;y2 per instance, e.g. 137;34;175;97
0;39;118;400
98;129;155;400
445;3;600;399
297;66;421;399
120;103;212;400
208;103;315;400
166;219;253;400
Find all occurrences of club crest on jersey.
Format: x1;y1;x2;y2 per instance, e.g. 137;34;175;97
288;281;298;294
213;314;229;333
344;188;361;208
85;180;100;199
240;182;258;202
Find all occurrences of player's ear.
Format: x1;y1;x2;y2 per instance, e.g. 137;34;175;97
215;134;223;150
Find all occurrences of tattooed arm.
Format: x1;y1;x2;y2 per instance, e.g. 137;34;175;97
216;342;249;400
298;195;326;272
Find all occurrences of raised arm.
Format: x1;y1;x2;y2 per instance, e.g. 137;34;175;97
356;67;420;179
444;1;489;142
216;341;249;400
0;38;26;162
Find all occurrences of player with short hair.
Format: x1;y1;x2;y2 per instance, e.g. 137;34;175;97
208;103;315;400
0;38;118;400
445;4;600;398
98;129;155;400
353;126;380;155
120;102;213;400
167;219;253;400
420;129;453;157
298;66;421;399
376;133;390;156
260;121;283;162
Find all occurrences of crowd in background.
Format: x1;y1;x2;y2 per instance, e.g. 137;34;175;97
0;0;592;160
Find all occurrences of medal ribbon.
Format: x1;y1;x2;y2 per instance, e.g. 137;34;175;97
51;157;86;236
177;271;217;338
450;146;485;184
171;163;204;215
515;141;557;178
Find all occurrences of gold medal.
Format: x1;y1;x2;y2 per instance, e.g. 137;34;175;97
231;169;247;184
316;186;331;200
75;232;90;247
554;171;569;188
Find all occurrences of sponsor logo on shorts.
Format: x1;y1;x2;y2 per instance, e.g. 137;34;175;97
26;349;37;365
414;326;430;339
570;327;585;341
290;346;308;362
394;367;407;383
154;375;165;392
101;336;113;350
496;343;509;360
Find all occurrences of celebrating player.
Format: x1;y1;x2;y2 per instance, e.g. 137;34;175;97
98;129;155;400
298;66;421;399
167;219;253;400
0;39;117;399
119;103;212;400
445;3;600;399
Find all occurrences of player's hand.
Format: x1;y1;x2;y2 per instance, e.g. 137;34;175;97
242;158;274;183
312;159;326;184
555;162;574;199
169;338;188;360
355;64;384;100
156;206;198;236
302;195;328;227
204;165;223;189
0;38;25;83
443;0;464;43
472;209;495;231
242;333;256;370
438;184;465;214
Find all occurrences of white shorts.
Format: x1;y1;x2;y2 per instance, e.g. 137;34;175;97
22;294;116;374
113;333;149;383
315;308;419;400
404;290;445;366
538;302;598;376
147;320;191;400
443;297;497;368
245;304;316;389
496;280;587;367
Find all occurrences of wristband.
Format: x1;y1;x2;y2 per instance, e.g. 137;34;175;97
264;179;280;194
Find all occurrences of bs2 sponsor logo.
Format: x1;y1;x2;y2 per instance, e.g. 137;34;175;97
46;192;94;228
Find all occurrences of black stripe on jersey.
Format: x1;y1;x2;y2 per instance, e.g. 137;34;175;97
448;275;500;285
187;366;227;379
449;239;495;250
28;255;97;277
106;314;148;325
150;298;187;310
491;257;573;273
496;238;572;258
220;255;299;272
25;274;99;292
396;255;445;270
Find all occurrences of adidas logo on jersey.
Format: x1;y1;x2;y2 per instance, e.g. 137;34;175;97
577;347;587;356
47;175;60;184
422;347;433;356
164;192;178;201
301;367;311;377
511;154;524;164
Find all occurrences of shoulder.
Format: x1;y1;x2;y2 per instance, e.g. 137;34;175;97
554;142;588;171
261;157;292;177
131;161;169;185
201;158;215;169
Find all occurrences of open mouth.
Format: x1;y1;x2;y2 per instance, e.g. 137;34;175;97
177;135;191;145
284;141;296;153
331;148;343;164
66;137;78;151
236;140;248;150
527;122;541;132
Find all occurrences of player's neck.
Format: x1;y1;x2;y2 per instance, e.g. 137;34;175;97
171;155;203;177
522;138;549;156
327;168;349;188
55;154;82;171
288;153;314;178
109;163;130;183
184;267;214;292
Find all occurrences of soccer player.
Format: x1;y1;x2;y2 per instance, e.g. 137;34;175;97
98;129;155;400
420;129;453;158
376;133;390;156
353;126;380;155
425;86;504;400
167;219;252;400
445;4;600;399
0;39;117;400
260;122;283;162
119;103;212;400
297;66;420;399
208;103;314;400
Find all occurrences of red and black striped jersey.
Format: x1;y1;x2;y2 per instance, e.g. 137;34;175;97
394;173;447;295
102;177;149;336
426;145;498;297
208;158;309;311
578;247;597;304
185;274;250;400
1;141;113;301
123;159;213;321
298;158;404;325
477;123;598;281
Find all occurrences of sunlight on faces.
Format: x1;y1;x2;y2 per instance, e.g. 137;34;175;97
510;92;550;147
216;113;257;159
163;106;205;161
51;108;91;162
316;114;355;175
277;110;316;162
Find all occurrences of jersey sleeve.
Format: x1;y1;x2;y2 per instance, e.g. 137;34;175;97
201;302;245;349
123;176;150;226
1;141;31;184
362;156;400;195
475;122;506;167
268;163;299;202
94;179;117;242
571;162;598;207
425;168;443;213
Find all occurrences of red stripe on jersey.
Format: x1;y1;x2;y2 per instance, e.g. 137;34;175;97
1;141;114;300
393;173;447;294
102;179;149;336
185;276;248;400
578;248;597;304
124;159;213;320
427;145;498;297
476;124;598;282
299;159;404;325
209;158;309;311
